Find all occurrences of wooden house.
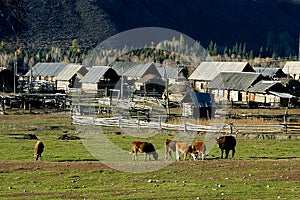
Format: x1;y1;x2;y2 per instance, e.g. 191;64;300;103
181;92;215;119
188;62;255;92
253;67;287;80
56;64;88;92
247;80;294;107
208;72;263;105
134;74;165;97
80;66;120;95
24;62;87;92
156;65;185;84
282;61;300;80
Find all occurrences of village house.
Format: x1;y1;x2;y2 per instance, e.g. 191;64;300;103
207;72;263;107
282;61;300;80
188;61;255;92
247;80;295;107
24;62;87;93
79;66;120;96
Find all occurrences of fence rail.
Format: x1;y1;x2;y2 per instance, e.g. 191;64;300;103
71;116;300;134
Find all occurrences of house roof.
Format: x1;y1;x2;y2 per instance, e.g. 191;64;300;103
181;92;215;108
247;81;279;93
156;65;180;79
112;62;160;78
56;64;88;81
188;61;255;81
25;63;69;77
253;67;286;78
135;74;164;84
282;61;300;75
208;72;263;91
80;66;114;83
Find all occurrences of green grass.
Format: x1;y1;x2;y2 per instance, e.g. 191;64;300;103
0;114;299;199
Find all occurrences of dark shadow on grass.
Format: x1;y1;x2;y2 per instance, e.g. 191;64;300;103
249;156;300;160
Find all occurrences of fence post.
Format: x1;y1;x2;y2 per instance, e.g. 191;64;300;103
159;115;162;130
184;119;187;132
118;115;121;128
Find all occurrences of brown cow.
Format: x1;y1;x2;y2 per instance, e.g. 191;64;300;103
217;135;236;159
193;140;206;161
165;138;177;159
132;141;158;161
175;141;196;161
34;140;44;161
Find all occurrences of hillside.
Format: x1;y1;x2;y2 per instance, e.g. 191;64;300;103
1;0;300;55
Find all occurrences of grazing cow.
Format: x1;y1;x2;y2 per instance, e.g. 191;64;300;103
175;141;197;161
165;139;177;159
217;136;236;159
132;141;158;161
34;140;44;161
193;140;206;161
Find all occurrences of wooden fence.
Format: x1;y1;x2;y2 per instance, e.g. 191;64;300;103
71;115;299;135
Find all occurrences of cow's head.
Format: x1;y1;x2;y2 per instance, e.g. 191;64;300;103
152;151;158;161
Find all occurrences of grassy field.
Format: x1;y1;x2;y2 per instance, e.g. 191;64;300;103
0;113;299;199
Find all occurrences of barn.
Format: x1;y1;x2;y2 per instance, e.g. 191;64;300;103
188;61;255;92
134;74;165;97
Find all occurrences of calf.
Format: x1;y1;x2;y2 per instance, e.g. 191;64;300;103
193;140;206;161
175;141;196;161
165;139;177;159
34;140;44;161
132;141;158;161
217;135;236;159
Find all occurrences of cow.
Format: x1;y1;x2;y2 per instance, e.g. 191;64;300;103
193;140;206;161
165;138;177;159
216;135;236;159
34;140;44;161
132;141;158;161
175;141;197;161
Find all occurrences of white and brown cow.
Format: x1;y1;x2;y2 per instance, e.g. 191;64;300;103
175;141;197;161
193;140;206;161
34;140;44;161
132;141;158;161
217;135;236;159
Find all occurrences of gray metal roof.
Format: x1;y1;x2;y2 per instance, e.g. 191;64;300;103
56;64;88;81
282;61;300;75
80;66;113;83
156;65;180;79
25;63;69;77
189;61;255;81
253;67;286;77
112;62;160;78
247;81;278;93
208;72;263;91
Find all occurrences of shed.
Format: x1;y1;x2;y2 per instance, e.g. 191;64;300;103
188;61;255;92
282;61;300;80
80;66;120;95
156;65;185;84
181;92;215;119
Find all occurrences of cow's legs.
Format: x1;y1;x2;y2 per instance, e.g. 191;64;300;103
176;150;180;161
221;149;224;158
225;149;230;159
232;148;235;158
132;152;137;161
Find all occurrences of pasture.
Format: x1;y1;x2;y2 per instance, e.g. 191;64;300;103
0;113;299;199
